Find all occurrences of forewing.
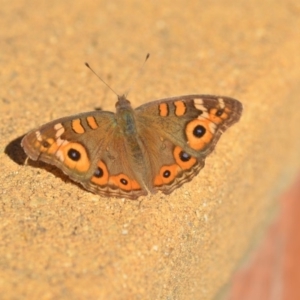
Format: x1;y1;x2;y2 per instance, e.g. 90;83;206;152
135;95;242;194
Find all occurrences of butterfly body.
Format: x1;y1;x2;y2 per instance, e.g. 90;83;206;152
22;94;242;199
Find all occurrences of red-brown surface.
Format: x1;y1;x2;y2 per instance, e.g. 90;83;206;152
228;175;300;300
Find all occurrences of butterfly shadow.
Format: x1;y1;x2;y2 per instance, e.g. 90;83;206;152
5;135;85;191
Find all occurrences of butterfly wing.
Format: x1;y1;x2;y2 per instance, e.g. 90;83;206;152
135;95;243;195
22;94;242;199
22;110;147;199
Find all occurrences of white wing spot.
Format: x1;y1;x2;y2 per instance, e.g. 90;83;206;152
56;150;64;162
35;131;42;141
200;111;209;119
56;137;68;147
54;123;63;129
209;122;216;133
55;123;65;138
218;98;225;109
194;100;208;112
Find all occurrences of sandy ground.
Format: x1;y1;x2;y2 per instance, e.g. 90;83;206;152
1;0;300;299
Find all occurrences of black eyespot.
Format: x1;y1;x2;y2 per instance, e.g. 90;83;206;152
193;125;206;138
163;170;171;178
179;151;191;162
67;148;81;161
120;178;128;185
216;109;224;117
42;140;50;148
94;167;103;178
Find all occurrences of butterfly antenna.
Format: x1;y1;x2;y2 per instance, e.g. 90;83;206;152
125;53;150;97
85;62;119;96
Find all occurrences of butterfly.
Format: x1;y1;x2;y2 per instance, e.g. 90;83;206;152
21;93;242;200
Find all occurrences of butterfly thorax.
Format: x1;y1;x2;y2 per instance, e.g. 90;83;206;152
115;95;137;136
